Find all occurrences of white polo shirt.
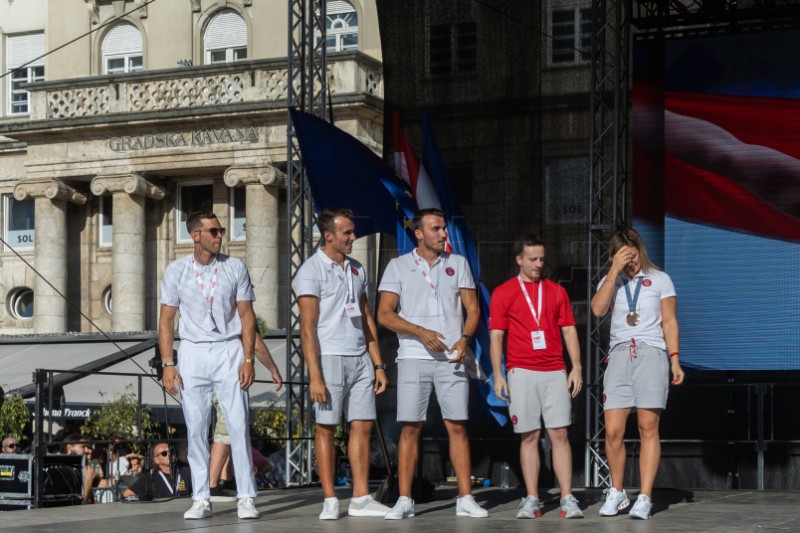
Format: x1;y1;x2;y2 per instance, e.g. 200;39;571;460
598;268;676;350
160;253;255;343
378;251;475;360
294;249;367;356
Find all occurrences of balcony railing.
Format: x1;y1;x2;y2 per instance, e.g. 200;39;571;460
25;52;383;121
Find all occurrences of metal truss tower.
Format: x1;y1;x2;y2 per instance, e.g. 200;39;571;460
585;0;630;488
285;0;327;486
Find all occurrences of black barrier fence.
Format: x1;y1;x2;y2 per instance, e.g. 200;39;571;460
21;367;297;509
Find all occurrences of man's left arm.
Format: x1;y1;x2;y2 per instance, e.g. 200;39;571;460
237;300;257;390
360;293;387;394
447;288;479;364
561;325;582;398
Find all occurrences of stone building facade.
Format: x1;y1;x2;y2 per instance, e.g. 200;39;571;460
0;0;383;334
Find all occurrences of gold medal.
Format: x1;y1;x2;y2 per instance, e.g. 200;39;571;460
626;311;640;326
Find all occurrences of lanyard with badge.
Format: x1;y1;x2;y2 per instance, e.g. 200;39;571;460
517;275;546;350
192;256;219;331
331;259;361;317
413;249;442;315
624;276;643;326
157;470;174;495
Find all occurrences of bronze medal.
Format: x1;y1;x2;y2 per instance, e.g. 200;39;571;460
626;311;640;327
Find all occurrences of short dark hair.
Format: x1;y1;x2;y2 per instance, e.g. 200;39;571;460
186;211;217;233
412;208;445;231
513;234;546;257
317;208;354;236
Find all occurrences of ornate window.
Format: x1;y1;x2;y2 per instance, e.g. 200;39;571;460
7;287;34;320
204;10;247;64
3;194;35;251
428;21;476;76
549;0;591;65
102;22;143;74
176;182;214;243
230;187;246;242
99;195;113;247
7;33;45;115
317;1;359;52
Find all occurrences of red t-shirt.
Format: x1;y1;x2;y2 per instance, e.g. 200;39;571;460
488;277;575;372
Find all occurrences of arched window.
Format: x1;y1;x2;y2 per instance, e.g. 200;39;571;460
204;10;247;64
317;1;358;52
102;22;143;74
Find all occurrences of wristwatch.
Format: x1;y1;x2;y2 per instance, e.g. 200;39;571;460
244;358;255;364
461;334;472;343
374;363;387;371
162;361;175;368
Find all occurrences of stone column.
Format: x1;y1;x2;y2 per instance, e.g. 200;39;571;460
224;164;286;331
14;179;87;334
91;174;165;332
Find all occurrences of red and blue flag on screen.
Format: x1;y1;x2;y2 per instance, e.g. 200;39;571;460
289;109;416;249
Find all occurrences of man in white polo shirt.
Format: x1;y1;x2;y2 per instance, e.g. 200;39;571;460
377;208;487;520
295;208;390;520
159;211;259;520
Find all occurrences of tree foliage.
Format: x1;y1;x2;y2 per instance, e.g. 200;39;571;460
0;393;31;443
80;385;157;452
251;403;345;454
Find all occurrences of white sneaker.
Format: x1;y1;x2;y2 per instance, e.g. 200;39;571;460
184;498;212;519
348;495;391;517
559;494;584;518
516;496;542;519
237;497;259;519
455;495;489;518
629;494;652;519
599;487;630;516
319;498;340;520
384;497;415;520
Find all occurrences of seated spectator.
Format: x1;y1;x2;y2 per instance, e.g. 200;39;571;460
64;434;96;503
107;445;130;481
2;435;21;454
125;453;145;476
122;442;191;500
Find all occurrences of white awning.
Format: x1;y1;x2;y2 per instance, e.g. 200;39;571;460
0;336;289;409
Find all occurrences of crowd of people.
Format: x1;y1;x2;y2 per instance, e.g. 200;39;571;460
6;208;684;522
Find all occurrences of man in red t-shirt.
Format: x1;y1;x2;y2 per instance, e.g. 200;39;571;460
489;234;583;519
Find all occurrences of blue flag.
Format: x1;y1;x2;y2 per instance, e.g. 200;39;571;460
290;109;416;249
423;115;508;426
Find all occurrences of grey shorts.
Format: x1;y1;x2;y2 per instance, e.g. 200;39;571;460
603;340;669;410
396;358;469;422
507;368;572;433
314;353;376;425
212;389;231;445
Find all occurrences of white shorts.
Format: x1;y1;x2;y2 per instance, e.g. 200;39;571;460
603;340;669;410
396;358;469;422
507;368;572;433
314;353;376;425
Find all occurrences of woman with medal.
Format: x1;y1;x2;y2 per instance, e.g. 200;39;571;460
590;228;685;520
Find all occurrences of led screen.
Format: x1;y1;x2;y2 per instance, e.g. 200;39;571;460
633;30;800;370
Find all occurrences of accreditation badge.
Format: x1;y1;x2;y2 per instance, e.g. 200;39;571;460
344;302;361;317
531;330;547;350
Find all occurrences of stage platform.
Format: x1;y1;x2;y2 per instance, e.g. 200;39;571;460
1;485;798;532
